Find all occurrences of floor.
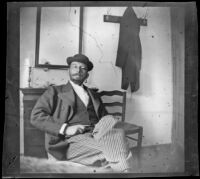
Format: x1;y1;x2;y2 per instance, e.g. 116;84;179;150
130;143;184;174
20;143;185;175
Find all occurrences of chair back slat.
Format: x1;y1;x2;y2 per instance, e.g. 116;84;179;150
107;112;122;116
122;92;126;122
99;90;126;122
103;102;123;107
99;90;124;97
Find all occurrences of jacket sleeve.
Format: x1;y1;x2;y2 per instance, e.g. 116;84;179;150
30;86;64;137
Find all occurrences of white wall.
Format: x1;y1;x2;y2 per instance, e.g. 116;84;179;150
20;7;173;150
83;7;173;146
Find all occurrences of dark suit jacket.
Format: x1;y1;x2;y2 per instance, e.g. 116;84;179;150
116;7;142;92
30;82;107;160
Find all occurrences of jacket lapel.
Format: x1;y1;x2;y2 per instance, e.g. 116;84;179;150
57;82;75;120
58;82;75;105
85;86;101;119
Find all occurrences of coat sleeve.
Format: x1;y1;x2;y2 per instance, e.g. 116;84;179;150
30;86;63;137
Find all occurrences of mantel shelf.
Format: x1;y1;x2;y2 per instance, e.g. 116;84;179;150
20;88;47;95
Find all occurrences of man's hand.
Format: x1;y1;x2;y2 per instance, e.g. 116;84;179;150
65;125;89;136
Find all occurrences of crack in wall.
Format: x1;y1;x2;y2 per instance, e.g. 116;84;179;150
67;6;104;62
66;6;120;76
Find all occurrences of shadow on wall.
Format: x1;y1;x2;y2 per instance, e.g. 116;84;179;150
132;71;153;97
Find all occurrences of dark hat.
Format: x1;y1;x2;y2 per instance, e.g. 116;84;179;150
66;54;93;71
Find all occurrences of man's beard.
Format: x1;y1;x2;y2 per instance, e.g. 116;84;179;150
70;74;85;85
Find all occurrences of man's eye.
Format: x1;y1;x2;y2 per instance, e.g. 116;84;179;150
72;65;78;69
80;67;87;70
71;65;87;71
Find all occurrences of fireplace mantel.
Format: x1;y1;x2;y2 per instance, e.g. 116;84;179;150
21;88;47;158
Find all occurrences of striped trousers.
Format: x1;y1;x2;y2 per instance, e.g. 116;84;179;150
49;115;134;172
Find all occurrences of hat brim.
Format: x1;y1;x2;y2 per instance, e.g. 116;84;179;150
67;57;93;71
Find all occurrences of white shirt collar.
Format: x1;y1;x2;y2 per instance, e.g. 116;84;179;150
69;80;83;89
69;80;89;107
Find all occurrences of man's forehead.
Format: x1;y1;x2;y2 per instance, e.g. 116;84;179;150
70;61;87;67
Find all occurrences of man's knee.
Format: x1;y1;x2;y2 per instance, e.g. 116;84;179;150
93;115;124;140
98;115;119;127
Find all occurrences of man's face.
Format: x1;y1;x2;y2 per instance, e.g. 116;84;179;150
69;61;89;85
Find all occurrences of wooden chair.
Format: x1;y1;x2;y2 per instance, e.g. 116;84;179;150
98;90;143;153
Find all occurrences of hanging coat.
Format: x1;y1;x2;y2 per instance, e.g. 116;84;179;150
116;7;142;92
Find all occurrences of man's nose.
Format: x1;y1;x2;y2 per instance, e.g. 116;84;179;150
77;67;82;72
74;67;82;74
77;67;85;72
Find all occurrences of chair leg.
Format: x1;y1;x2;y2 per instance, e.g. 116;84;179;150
137;128;143;149
137;128;143;161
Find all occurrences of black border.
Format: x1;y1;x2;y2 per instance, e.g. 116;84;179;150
4;1;199;177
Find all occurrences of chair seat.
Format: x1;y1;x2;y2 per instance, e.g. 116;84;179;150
120;122;142;135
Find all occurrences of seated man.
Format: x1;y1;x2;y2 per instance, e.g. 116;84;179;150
30;54;134;172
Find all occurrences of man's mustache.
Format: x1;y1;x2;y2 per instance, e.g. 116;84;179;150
72;73;81;76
